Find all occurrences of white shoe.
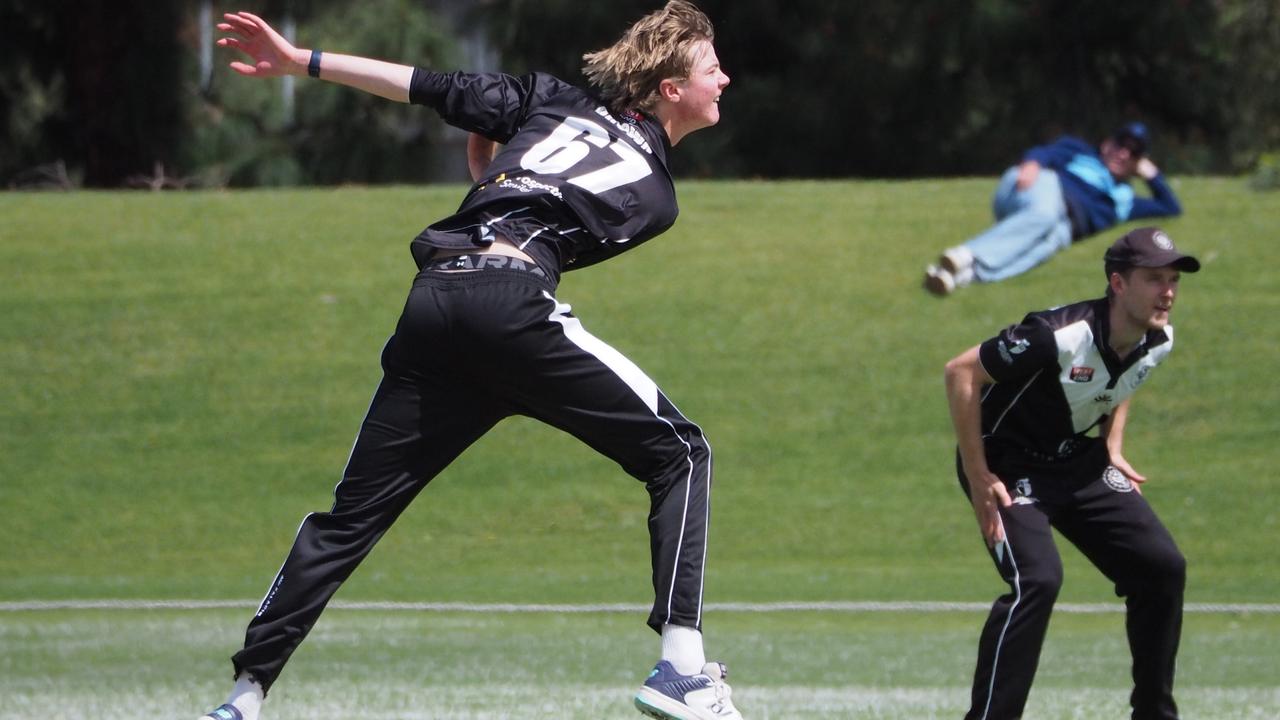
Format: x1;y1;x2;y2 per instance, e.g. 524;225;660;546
924;264;956;296
940;246;974;275
635;660;743;720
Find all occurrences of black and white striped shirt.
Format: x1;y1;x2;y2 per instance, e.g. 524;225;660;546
976;297;1172;470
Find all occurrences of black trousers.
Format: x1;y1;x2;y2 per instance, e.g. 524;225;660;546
232;266;714;691
960;458;1185;720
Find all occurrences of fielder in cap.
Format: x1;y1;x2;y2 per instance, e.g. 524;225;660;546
943;226;1199;719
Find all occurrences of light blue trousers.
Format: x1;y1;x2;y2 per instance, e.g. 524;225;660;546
963;167;1073;282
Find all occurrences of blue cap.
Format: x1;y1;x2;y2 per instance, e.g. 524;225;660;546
1112;122;1150;157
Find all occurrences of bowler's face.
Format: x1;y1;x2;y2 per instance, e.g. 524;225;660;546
675;41;730;132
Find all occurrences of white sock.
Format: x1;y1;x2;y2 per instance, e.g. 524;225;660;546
223;672;264;720
661;623;706;675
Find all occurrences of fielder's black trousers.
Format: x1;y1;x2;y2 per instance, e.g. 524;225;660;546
959;455;1185;720
231;266;714;691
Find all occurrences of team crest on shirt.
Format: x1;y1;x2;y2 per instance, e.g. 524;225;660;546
1012;478;1037;505
1070;366;1095;383
1102;466;1134;493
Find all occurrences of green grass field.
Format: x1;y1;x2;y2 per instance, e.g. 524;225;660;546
2;178;1278;718
2;608;1278;719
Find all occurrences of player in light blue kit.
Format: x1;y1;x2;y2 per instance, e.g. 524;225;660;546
926;124;1181;295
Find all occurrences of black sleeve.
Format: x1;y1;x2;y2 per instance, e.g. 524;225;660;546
407;69;570;142
977;314;1059;384
1130;174;1182;218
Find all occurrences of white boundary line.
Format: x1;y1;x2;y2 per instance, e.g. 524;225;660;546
1;599;1278;613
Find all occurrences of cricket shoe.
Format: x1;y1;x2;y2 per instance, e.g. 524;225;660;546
939;245;974;275
924;264;956;296
198;704;244;720
634;660;743;720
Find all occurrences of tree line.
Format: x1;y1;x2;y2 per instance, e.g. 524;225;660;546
3;0;1277;188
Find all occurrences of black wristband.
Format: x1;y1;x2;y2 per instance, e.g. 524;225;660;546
308;49;322;78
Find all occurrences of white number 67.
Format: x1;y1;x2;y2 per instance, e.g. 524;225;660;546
520;117;652;195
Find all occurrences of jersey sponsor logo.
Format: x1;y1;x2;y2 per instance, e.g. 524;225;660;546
997;337;1030;364
1093;393;1113;404
496;174;565;200
1069;366;1095;382
594;106;654;154
1102;465;1134;492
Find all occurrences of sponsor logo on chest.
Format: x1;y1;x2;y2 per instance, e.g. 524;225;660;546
1069;366;1095;383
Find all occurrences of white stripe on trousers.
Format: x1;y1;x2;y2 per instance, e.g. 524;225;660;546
543;291;708;627
981;516;1021;720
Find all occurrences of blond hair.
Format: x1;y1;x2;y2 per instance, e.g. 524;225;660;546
582;1;715;114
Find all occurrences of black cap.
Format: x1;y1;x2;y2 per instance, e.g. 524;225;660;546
1111;122;1150;157
1104;227;1200;275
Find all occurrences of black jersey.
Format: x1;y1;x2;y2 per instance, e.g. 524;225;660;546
975;297;1173;470
408;70;678;278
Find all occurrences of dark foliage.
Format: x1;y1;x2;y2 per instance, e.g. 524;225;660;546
2;0;1275;185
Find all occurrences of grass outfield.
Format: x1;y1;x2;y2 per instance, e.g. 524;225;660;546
3;179;1277;605
1;179;1278;716
2;608;1278;719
